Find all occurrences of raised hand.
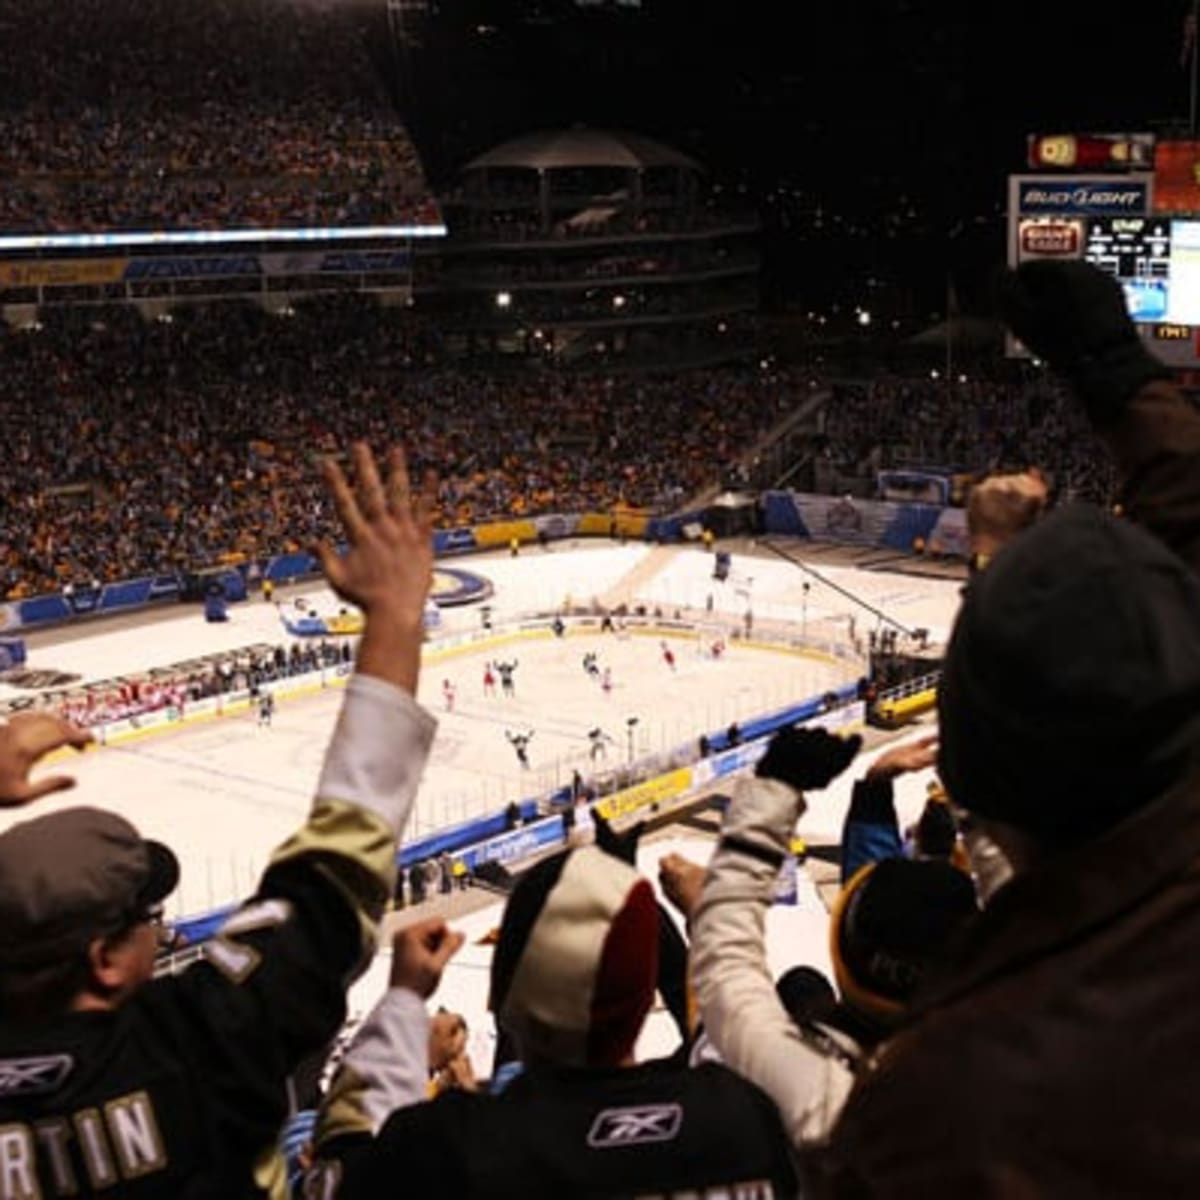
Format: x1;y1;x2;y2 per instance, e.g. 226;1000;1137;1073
659;852;706;922
755;727;862;792
967;470;1049;560
390;916;466;1000
315;443;436;628
314;443;437;693
866;733;939;783
0;712;93;808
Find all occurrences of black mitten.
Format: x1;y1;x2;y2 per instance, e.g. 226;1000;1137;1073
755;727;862;791
997;260;1171;425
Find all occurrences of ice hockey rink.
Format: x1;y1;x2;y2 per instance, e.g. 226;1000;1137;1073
0;540;962;922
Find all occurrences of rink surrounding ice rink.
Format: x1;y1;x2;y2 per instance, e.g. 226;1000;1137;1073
1;541;961;922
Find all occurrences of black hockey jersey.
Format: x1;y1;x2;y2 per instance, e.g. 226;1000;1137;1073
319;1057;799;1199
0;854;375;1199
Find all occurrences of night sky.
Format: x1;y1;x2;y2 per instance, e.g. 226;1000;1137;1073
404;0;1191;316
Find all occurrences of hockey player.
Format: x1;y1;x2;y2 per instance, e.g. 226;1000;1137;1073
587;727;612;761
660;640;677;671
257;689;275;728
601;666;614;695
482;662;496;697
495;659;518;698
582;651;599;680
506;729;533;769
442;679;457;713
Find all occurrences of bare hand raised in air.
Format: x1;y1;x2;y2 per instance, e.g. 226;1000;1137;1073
0;712;93;808
315;443;436;626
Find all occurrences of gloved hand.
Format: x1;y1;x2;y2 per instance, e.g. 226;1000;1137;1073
755;727;862;791
997;260;1171;425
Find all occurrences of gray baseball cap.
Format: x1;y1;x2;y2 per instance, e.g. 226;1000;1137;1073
0;807;179;967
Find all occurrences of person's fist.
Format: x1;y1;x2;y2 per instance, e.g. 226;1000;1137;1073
997;261;1170;422
390;917;465;999
967;470;1049;558
755;727;861;792
658;853;705;922
998;260;1132;364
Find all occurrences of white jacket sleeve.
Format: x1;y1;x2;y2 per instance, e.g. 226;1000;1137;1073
316;987;432;1146
690;774;858;1149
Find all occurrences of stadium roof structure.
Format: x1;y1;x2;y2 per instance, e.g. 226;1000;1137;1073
466;129;700;172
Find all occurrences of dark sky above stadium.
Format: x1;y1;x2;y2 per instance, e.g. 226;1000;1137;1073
409;0;1191;314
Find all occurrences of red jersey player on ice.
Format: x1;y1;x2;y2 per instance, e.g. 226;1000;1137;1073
483;662;497;697
442;679;457;712
601;666;613;695
660;641;677;672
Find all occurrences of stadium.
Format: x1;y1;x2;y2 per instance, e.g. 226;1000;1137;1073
0;1;1197;1196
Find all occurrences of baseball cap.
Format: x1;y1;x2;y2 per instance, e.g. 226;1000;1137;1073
0;807;179;968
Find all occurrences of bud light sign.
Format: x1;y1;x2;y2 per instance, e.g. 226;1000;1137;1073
1017;177;1150;216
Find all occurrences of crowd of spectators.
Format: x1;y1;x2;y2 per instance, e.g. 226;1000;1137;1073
0;263;1199;1196
0;0;436;233
0;297;798;598
817;370;1117;503
38;637;352;730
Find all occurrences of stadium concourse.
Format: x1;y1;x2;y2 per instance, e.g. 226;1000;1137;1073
0;537;958;913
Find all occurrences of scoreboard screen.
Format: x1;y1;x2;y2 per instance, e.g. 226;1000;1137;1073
1083;217;1171;321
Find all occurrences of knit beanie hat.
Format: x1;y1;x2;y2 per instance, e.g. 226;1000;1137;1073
489;845;659;1068
938;504;1200;845
830;858;977;1023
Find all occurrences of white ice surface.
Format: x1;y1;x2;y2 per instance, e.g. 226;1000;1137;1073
1;543;957;922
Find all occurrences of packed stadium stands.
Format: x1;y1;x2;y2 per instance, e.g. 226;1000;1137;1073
0;282;1132;601
814;371;1117;504
0;0;437;234
0;297;801;597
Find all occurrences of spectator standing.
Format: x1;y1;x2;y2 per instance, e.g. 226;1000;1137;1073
0;443;439;1197
311;845;798;1198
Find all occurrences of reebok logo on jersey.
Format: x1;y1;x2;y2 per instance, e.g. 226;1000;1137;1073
0;1054;74;1096
586;1103;683;1148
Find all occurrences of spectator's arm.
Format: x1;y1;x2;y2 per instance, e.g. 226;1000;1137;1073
691;773;857;1150
1101;379;1200;575
317;988;431;1146
840;776;902;883
841;735;939;881
153;445;439;1163
317;916;464;1147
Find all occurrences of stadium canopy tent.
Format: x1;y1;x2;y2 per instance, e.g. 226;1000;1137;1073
462;128;701;231
466;129;700;172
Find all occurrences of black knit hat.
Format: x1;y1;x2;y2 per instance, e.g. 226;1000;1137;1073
831;858;977;1021
939;505;1200;844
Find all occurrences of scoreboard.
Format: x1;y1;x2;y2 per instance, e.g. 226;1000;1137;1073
1082;217;1171;321
1008;145;1200;364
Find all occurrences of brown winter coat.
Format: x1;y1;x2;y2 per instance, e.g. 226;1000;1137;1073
808;381;1200;1197
810;763;1200;1197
